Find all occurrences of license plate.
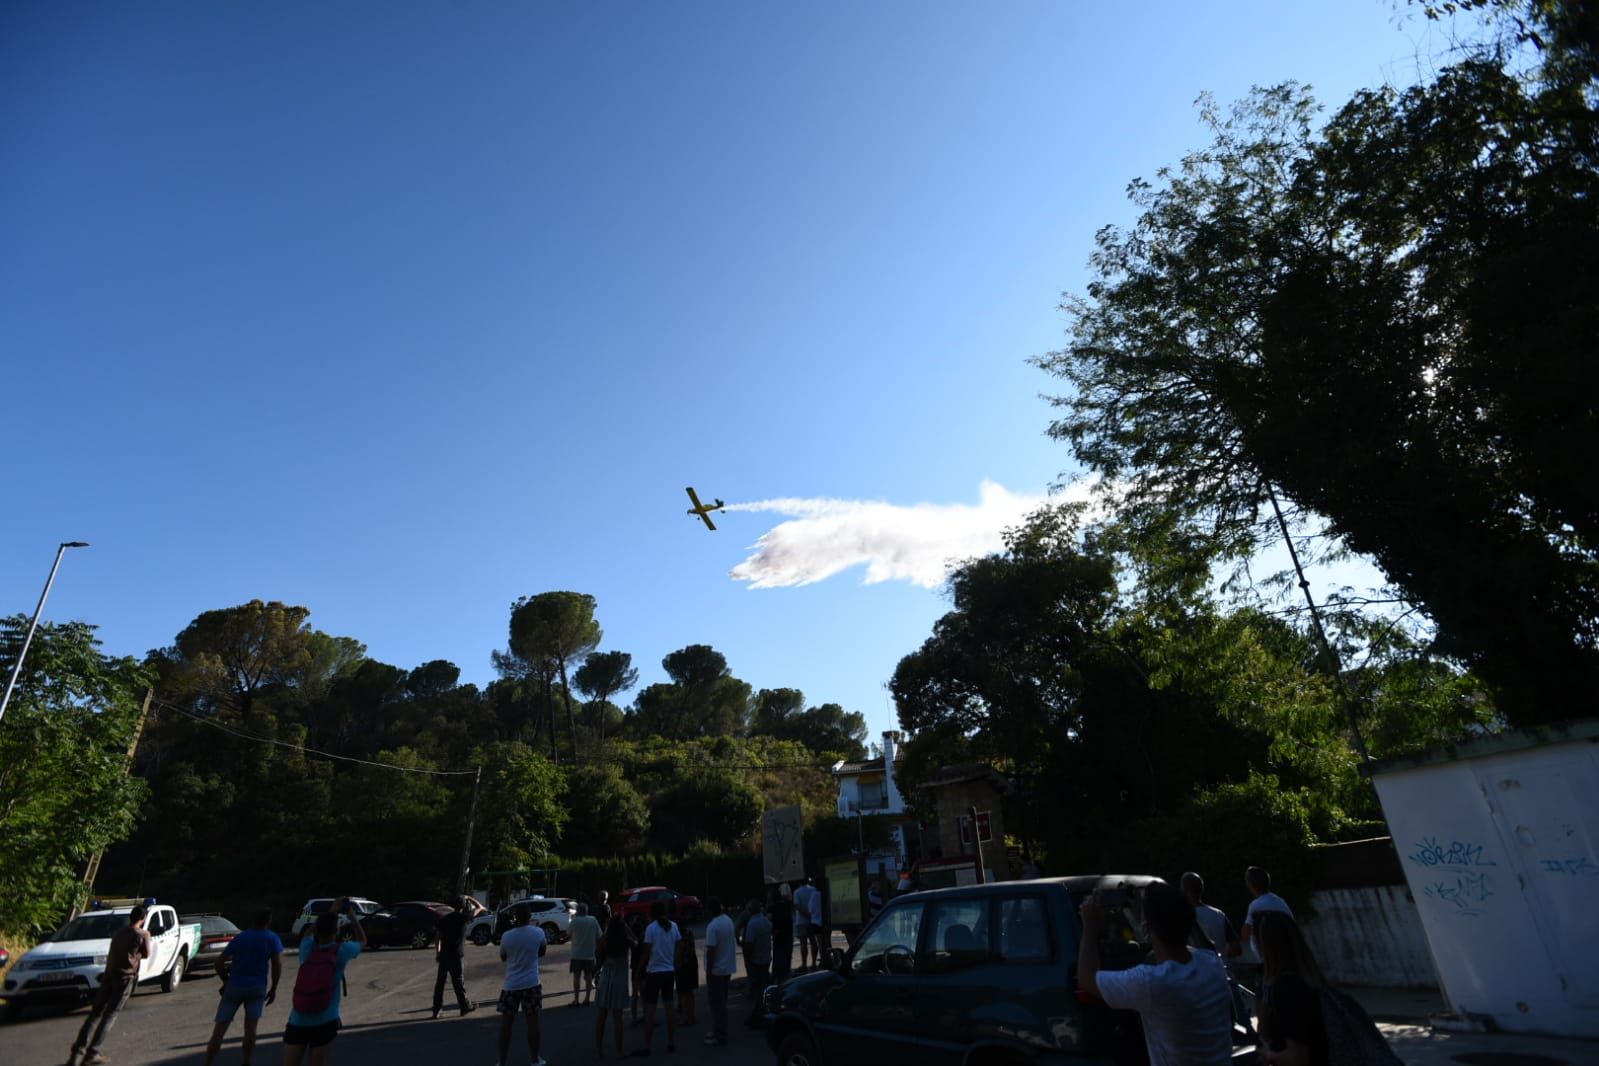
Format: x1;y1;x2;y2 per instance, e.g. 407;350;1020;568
36;972;77;984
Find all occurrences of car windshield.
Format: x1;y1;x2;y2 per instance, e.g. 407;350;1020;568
54;914;130;941
192;917;239;935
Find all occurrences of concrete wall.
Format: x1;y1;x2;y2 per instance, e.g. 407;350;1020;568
1301;885;1438;989
1370;722;1599;1038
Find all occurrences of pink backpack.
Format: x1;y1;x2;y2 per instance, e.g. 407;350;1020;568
292;942;339;1015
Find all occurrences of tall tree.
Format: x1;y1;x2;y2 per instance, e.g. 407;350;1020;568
661;644;751;737
496;593;602;760
574;650;638;744
159;600;354;724
1037;53;1599;724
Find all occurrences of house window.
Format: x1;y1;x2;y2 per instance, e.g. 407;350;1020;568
857;780;888;810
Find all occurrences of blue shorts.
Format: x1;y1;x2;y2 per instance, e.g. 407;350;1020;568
216;982;268;1023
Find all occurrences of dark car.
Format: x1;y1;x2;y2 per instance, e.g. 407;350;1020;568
360;902;452;949
764;874;1257;1066
614;886;702;923
181;914;241;971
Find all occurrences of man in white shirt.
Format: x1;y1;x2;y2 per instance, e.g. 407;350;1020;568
702;897;737;1047
791;880;816;970
497;903;548;1066
637;901;680;1056
1240;866;1293;963
568;901;601;1006
1078;881;1234;1066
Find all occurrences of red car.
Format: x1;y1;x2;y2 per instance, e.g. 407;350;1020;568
614;886;702;922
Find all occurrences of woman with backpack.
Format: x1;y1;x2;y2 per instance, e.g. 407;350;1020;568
284;897;366;1065
593;907;634;1059
1255;910;1400;1066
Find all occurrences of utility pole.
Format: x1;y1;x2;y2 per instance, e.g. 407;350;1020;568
1266;487;1371;761
968;805;988;885
455;765;483;898
0;541;90;726
74;687;153;918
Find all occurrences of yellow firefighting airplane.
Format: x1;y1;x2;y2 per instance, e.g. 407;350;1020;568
685;487;725;531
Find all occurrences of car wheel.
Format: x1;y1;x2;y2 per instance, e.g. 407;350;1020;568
471;926;491;946
541;922;560;941
776;1030;822;1066
161;951;186;993
0;999;18;1024
410;930;431;950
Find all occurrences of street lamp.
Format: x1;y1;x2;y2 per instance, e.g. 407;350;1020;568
0;541;90;726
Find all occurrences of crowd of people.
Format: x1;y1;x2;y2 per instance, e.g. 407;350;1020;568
60;865;1383;1066
1080;866;1396;1066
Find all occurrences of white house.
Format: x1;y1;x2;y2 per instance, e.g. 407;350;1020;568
833;731;908;877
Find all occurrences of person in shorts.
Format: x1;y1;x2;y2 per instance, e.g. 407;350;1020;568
634;900;680;1056
674;910;699;1027
496;903;548;1066
203;908;283;1065
283;898;366;1066
568;901;601;1007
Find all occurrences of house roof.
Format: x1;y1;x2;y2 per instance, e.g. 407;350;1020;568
832;755;899;775
922;761;1004;788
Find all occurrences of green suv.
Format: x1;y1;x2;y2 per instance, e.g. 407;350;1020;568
763;875;1256;1066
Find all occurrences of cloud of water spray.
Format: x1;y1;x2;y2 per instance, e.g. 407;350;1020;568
726;481;1089;590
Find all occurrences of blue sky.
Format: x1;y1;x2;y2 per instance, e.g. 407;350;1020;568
2;1;1442;737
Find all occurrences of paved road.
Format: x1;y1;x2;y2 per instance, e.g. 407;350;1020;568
1;935;785;1066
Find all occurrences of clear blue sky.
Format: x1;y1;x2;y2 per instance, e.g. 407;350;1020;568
2;1;1440;736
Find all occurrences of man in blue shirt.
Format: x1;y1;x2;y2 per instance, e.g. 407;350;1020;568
203;908;284;1066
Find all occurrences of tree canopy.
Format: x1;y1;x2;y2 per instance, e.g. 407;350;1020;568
0;618;152;935
1037;48;1599;724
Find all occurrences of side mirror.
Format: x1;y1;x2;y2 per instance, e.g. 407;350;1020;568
825;947;846;972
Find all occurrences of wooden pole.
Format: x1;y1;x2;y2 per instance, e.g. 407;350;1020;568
455;765;483;898
74;687;153;918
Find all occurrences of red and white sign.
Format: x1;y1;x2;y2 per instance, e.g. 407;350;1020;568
958;810;993;846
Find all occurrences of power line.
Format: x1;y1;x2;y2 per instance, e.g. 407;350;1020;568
154;698;479;776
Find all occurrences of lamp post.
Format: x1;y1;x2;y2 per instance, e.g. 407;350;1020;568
0;541;90;726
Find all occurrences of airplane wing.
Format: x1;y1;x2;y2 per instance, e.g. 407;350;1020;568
698;512;717;531
685;487;704;509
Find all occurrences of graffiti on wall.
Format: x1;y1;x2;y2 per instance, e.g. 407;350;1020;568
1408;837;1498;919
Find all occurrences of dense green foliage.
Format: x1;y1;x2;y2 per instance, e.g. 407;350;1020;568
33;595;856;930
1036;28;1599;723
0;619;151;936
892;507;1493;879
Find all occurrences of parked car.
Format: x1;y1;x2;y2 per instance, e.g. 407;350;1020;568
614;886;702;923
468;897;572;946
3;902;201;1020
360;902;453;949
181;913;241;971
763;874;1257;1066
290;897;382;941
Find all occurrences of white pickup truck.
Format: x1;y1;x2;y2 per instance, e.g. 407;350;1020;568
2;903;201;1017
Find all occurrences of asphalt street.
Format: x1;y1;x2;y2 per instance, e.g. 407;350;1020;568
0;933;785;1066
